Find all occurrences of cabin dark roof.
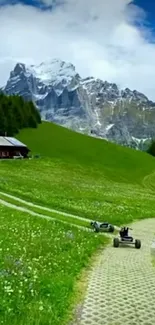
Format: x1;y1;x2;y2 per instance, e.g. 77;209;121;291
0;137;27;147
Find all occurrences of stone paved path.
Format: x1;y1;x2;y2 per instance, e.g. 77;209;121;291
76;219;155;325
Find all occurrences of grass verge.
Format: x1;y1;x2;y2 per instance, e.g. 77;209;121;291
0;204;108;325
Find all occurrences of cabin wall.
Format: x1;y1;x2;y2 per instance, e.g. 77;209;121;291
0;146;29;159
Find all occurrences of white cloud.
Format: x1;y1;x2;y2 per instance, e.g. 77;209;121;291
0;0;155;100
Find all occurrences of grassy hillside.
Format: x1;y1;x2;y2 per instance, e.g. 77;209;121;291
17;122;155;184
0;121;155;324
0;121;154;225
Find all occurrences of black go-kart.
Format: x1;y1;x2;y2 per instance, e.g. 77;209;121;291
90;221;115;233
113;227;141;249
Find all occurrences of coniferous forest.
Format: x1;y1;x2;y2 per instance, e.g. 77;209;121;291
0;92;41;136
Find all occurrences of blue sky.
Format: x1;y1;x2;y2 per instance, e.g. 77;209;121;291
17;0;52;9
1;1;155;15
1;0;155;28
0;0;50;9
134;0;155;30
1;0;155;20
0;0;155;100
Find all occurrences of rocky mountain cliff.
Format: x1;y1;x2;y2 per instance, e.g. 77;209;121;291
3;59;155;149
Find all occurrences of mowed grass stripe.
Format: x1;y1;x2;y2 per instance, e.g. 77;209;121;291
0;192;91;229
0;191;92;222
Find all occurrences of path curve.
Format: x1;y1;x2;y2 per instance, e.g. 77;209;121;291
75;218;155;325
142;171;155;191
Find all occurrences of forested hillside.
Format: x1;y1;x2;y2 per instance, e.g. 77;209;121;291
0;92;41;136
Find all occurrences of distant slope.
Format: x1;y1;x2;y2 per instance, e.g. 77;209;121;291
17;121;155;184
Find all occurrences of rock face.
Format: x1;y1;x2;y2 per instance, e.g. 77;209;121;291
3;59;155;149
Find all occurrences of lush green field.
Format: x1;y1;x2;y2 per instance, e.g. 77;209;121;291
16;122;155;184
0;122;155;225
0;204;106;325
0;122;155;324
0;157;155;225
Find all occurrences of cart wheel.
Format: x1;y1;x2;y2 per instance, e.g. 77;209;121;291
109;225;115;233
113;238;119;247
135;239;141;249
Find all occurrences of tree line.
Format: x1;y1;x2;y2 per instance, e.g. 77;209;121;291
2;91;155;157
0;92;41;136
147;140;155;157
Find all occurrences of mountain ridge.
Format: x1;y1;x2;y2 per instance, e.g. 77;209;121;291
3;58;155;149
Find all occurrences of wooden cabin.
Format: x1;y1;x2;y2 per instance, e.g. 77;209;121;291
0;137;30;159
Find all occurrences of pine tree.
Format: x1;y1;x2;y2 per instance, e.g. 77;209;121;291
0;92;41;136
147;139;155;157
0;104;7;135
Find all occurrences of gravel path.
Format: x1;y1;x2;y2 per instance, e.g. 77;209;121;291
75;218;155;325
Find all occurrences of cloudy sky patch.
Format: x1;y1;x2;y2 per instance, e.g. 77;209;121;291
0;0;155;99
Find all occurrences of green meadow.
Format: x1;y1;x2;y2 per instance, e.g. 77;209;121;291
0;121;155;324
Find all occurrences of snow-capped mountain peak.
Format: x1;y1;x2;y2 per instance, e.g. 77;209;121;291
27;59;80;84
3;58;155;150
10;59;80;87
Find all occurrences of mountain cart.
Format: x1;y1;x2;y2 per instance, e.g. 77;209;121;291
90;221;115;233
113;227;141;249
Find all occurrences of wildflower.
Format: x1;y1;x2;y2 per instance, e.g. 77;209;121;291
4;285;13;294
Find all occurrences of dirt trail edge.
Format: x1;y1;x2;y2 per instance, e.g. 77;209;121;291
74;218;155;325
0;198;91;232
0;191;120;232
0;191;91;222
0;196;118;237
